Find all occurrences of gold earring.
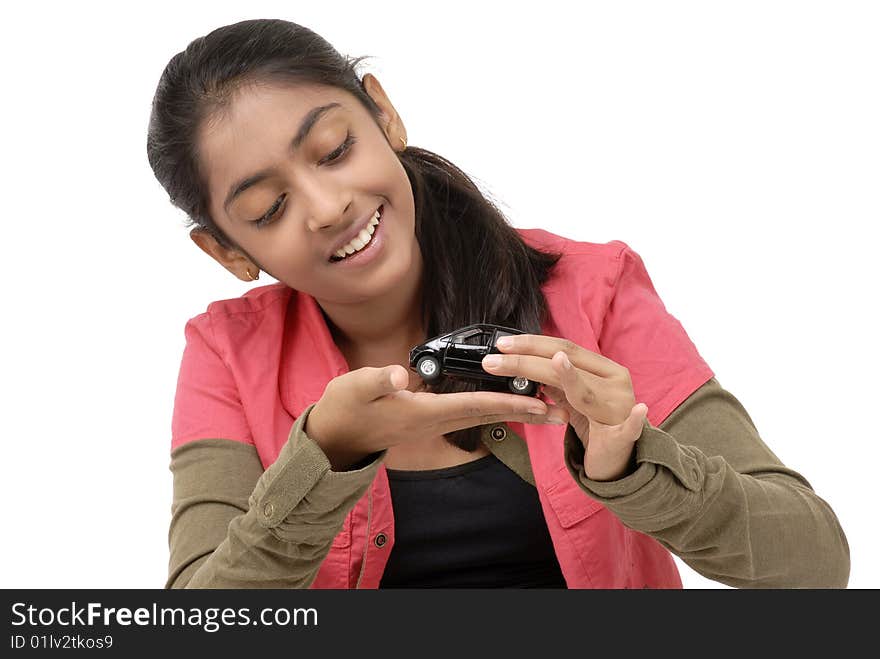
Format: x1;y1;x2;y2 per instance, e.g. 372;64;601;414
246;268;259;281
399;135;407;150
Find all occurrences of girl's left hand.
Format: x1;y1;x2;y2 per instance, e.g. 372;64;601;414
482;334;649;482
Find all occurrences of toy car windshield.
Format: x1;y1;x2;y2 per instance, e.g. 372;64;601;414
408;323;538;396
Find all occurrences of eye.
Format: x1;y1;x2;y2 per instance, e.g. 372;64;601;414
320;132;357;165
249;133;355;229
251;193;286;228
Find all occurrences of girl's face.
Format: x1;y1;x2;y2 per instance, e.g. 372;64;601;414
194;76;418;304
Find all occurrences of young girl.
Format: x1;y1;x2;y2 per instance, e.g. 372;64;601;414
147;18;849;588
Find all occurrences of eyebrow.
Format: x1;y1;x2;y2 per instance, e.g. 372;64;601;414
222;102;343;212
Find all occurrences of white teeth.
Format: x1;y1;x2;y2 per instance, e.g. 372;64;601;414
333;209;382;260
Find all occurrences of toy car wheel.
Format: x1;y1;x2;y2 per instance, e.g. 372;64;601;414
416;355;441;382
508;376;536;396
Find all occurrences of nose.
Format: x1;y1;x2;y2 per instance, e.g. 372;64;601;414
306;204;351;233
300;174;352;234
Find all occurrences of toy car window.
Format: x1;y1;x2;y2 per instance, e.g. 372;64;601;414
452;329;478;341
453;329;488;345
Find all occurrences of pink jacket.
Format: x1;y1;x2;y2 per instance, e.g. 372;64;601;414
172;229;715;588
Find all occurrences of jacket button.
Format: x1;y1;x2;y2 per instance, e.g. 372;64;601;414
262;502;275;518
490;426;507;442
374;533;387;548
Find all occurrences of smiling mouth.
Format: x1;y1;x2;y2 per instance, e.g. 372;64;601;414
328;205;383;262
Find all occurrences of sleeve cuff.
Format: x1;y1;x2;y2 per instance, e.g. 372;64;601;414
563;419;702;503
251;403;385;529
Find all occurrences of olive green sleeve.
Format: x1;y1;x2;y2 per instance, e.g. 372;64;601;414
167;403;384;589
563;377;850;588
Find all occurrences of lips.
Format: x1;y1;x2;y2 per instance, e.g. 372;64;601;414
326;205;383;262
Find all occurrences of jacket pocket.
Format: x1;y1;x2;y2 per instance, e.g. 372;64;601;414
543;466;636;588
543;467;606;528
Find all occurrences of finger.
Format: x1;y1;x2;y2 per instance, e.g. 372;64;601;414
540;383;567;404
624;403;650;438
421;389;549;424
362;365;409;401
543;403;571;425
481;352;563;388
539;384;578;417
601;403;650;443
552;350;601;418
495;334;620;378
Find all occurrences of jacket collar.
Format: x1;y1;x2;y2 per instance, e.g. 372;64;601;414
279;289;350;419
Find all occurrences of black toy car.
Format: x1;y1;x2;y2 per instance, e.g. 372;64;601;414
408;323;538;396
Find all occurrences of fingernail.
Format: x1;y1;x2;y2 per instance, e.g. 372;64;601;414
496;337;512;349
483;355;502;369
545;416;566;425
561;353;572;369
528;406;546;415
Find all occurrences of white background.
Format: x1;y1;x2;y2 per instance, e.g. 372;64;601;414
1;1;877;589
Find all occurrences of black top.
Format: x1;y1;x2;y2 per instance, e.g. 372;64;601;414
378;453;567;588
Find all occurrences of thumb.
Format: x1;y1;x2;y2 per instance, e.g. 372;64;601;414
354;365;408;401
621;403;649;441
377;365;409;397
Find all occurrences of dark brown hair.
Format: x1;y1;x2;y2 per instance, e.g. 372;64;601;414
147;18;562;450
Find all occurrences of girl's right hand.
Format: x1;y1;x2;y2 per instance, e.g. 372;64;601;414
304;364;567;470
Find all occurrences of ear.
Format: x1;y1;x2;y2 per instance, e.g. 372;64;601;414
362;73;407;151
189;228;257;282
